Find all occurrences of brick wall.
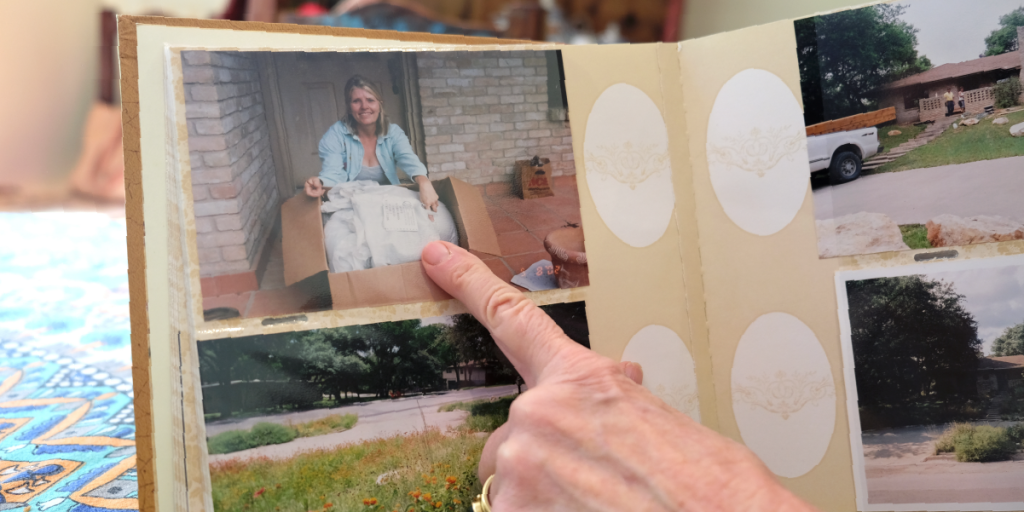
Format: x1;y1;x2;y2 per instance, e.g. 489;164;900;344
182;51;279;279
416;50;574;187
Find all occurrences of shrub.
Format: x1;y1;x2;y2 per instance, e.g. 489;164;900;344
207;430;253;455
934;422;973;454
207;422;298;455
292;413;358;438
248;422;297;447
954;425;1017;462
1007;423;1024;445
994;77;1022;109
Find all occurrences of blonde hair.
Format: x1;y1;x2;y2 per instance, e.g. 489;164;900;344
344;75;390;136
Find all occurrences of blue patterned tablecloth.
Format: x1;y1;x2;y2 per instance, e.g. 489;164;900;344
0;212;136;512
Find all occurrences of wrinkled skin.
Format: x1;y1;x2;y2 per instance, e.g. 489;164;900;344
420;241;819;512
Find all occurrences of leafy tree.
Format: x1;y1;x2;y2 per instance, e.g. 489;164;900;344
846;275;980;410
795;4;931;124
297;330;368;402
440;314;517;389
992;321;1024;356
984;6;1024;56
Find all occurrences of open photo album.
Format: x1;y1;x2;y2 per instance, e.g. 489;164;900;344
119;1;1024;510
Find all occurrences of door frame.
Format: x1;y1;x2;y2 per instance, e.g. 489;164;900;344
258;51;426;201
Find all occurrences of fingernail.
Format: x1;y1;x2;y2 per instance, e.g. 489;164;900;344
422;242;451;266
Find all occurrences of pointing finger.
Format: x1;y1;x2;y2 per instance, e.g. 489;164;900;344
420;241;592;387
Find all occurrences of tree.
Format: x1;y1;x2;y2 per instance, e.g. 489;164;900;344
846;275;980;410
984;6;1024;56
992;321;1024;356
795;4;931;124
440;314;517;389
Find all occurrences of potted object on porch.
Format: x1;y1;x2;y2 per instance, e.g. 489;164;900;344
544;226;589;289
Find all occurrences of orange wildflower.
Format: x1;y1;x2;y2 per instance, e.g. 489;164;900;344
445;476;457;484
253;487;266;498
433;502;442;508
324;504;333;509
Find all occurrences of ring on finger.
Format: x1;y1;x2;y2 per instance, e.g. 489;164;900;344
472;474;496;512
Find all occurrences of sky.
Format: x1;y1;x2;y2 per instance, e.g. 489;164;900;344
925;265;1024;355
896;0;1023;65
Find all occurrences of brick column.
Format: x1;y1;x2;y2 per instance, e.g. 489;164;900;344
182;51;280;296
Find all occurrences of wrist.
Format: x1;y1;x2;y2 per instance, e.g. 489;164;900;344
414;175;429;184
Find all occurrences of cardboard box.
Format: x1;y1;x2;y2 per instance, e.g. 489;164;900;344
280;177;502;310
512;158;555;199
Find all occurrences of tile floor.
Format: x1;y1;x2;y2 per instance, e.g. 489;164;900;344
202;175;584;319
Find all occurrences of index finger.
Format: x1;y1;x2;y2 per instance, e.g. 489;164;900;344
420;241;592;387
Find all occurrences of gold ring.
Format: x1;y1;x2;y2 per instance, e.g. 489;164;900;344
472;474;496;512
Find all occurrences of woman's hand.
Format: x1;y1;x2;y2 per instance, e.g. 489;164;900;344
304;177;324;198
415;176;439;219
419;241;820;512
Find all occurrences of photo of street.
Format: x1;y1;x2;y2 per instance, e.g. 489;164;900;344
198;302;588;511
839;260;1024;508
796;0;1024;258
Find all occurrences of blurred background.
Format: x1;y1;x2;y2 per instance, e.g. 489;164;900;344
0;0;862;207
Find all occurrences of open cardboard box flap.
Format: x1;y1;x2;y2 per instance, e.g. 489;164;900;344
280;177;502;309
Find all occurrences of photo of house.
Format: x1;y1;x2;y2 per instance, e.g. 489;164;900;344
199;301;588;512
175;49;587;320
796;1;1024;258
838;259;1024;509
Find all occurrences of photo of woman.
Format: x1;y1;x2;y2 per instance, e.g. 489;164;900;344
304;75;439;213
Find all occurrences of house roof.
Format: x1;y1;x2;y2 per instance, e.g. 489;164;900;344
883;52;1021;90
978;355;1024;370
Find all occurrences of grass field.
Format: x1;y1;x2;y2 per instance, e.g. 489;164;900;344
210;429;485;512
438;395;515;433
875;110;1024;174
208;414;359;455
899;224;932;250
877;123;925;156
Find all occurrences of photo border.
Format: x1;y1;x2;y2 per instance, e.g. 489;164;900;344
836;253;1024;512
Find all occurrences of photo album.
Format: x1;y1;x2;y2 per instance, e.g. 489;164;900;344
119;1;1024;510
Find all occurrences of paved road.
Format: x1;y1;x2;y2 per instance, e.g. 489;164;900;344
861;422;1024;505
206;385;518;463
813;156;1024;224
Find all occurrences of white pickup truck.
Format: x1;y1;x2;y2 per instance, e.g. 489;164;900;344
807;127;882;184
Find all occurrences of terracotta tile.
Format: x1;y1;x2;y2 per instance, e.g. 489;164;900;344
200;277;220;298
469;249;498;261
246;286;321;319
514;210;567;232
482;258;514;284
201;292;253;317
530;195;579;210
485;195;526;214
485;182;512;197
488;210;526;234
497;231;545;257
502;251;553;276
554;175;577;189
215;271;259;295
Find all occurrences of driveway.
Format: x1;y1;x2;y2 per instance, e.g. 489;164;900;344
813;156;1024;224
861;422;1024;505
206;385;518;463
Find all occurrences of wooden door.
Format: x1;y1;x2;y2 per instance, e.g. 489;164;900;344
266;52;422;193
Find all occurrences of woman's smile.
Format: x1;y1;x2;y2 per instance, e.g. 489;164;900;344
350;87;380;127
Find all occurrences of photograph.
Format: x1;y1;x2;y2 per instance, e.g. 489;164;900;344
795;0;1024;258
838;257;1024;509
176;48;587;320
196;302;587;511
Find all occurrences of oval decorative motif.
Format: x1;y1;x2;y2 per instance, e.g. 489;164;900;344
621;325;700;422
706;69;809;236
584;83;675;248
731;312;835;478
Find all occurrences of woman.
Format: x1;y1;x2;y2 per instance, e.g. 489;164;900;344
305;75;439;213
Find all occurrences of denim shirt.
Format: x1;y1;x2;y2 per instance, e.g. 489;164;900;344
317;121;427;187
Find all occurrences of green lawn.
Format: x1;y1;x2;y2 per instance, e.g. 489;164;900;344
209;429;484;512
439;395;516;433
899;224;932;250
208;414;358;455
874;109;1024;173
877;123;926;156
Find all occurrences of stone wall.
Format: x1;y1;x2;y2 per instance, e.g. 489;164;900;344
182;51;279;286
415;50;574;188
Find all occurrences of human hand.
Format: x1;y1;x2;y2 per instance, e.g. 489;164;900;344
420;241;819;512
304;177;324;198
415;176;439;221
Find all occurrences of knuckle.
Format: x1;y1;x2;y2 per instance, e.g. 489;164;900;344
482;287;532;333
